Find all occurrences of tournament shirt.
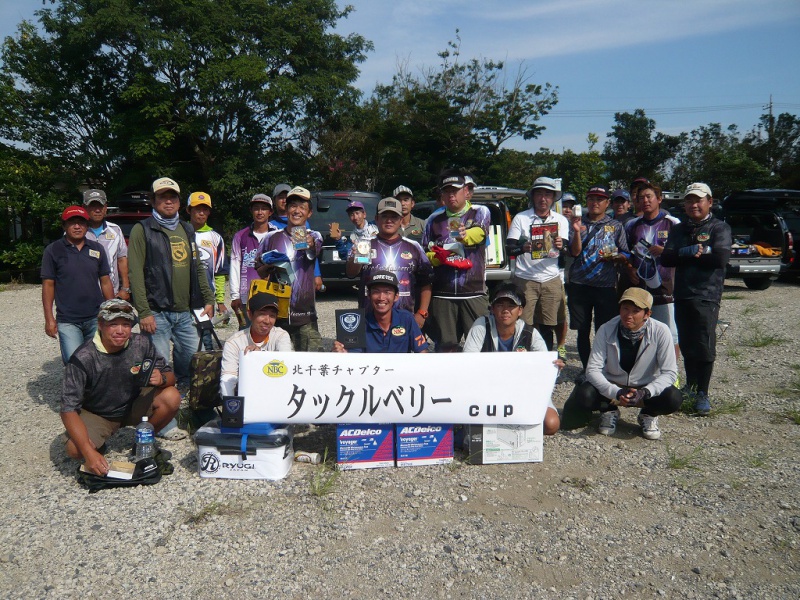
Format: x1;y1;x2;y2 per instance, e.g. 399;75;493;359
354;236;433;313
625;210;680;304
422;203;491;298
86;221;127;292
229;224;276;303
568;214;630;288
257;227;323;325
194;224;229;303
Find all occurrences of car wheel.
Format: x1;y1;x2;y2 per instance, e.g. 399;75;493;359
743;277;772;290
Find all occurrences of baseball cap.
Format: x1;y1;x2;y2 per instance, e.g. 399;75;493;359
248;291;280;313
272;183;292;197
286;186;311;203
684;182;713;199
530;176;559;193
152;177;180;194
187;191;212;208
491;283;526;308
98;298;136;322
366;270;399;290
346;201;365;212
561;192;577;206
393;185;413;198
619;287;653;310
464;175;476;189
439;174;465;189
586;185;610;199
62;205;89;221
82;189;107;206
377;197;403;216
611;189;631;203
250;193;273;208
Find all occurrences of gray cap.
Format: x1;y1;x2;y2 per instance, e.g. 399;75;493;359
272;183;292;197
82;189;107;206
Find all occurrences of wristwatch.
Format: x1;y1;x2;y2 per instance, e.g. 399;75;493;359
160;373;167;387
119;287;131;293
416;310;429;319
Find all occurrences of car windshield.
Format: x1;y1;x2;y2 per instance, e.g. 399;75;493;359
307;194;381;236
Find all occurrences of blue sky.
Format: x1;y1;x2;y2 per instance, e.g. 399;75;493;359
3;0;799;154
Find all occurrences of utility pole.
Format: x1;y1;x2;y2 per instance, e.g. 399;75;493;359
768;94;775;175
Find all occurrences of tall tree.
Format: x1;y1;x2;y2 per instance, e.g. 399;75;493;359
744;112;800;188
0;0;371;204
602;109;679;183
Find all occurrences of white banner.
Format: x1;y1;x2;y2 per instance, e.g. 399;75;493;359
237;351;558;425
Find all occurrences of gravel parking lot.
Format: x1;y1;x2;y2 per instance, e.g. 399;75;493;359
0;279;798;599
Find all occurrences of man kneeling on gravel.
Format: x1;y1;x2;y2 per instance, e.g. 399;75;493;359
61;299;180;476
560;288;681;440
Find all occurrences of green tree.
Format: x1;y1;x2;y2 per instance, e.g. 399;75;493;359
602;109;679;183
744;112;800;188
0;0;371;209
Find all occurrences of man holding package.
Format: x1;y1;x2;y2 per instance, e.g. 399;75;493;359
560;288;682;440
60;299;180;476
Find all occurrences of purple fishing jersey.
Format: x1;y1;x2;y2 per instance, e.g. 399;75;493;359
422;204;491;298
257;227;323;325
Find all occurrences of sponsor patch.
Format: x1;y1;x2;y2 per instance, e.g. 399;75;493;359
697;233;710;242
89;249;101;259
130;365;141;374
391;326;406;336
400;251;413;259
604;226;615;233
658;230;669;239
201;239;212;248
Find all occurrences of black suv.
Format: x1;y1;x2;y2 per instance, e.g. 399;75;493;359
718;189;797;289
106;191;151;243
307;190;382;286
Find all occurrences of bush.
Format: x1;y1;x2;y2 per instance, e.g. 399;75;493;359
0;242;45;269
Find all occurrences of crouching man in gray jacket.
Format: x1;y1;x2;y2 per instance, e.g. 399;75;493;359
561;288;681;440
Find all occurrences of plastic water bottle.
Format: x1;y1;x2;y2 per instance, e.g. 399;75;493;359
135;416;155;461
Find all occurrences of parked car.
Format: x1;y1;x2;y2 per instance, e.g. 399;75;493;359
106;191;151;243
306;190;382;286
718;189;796;290
412;186;519;289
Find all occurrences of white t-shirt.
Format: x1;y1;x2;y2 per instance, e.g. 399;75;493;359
507;209;569;283
220;326;293;396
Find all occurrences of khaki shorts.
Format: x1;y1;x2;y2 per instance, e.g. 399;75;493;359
65;388;156;450
513;275;565;326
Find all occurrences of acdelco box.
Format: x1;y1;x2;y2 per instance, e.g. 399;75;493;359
395;424;453;467
464;424;543;465
194;420;293;480
336;424;395;470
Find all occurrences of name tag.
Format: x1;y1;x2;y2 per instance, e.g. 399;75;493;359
89;249;101;259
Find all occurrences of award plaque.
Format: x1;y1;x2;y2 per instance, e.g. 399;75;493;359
335;309;367;349
354;240;372;264
291;226;308;250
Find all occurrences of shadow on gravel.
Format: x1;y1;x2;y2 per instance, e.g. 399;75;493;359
28;357;65;412
48;427;138;477
48;435;77;477
293;423;337;457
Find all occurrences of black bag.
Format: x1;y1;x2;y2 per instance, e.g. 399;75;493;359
186;325;224;410
75;449;174;493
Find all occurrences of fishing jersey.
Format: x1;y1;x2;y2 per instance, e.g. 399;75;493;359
257;227;323;325
335;222;379;259
86;220;127;293
353;236;433;313
422;203;491;298
568;214;630;288
625;210;680;305
229;224;276;303
194;225;228;304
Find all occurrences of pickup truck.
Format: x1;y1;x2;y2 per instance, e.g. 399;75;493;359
718;190;796;290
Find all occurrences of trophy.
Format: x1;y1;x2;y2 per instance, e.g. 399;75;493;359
291;226;308;250
354;240;372;264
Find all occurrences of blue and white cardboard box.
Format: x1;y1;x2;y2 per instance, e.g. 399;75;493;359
395;424;453;467
464;424;543;465
336;424;394;470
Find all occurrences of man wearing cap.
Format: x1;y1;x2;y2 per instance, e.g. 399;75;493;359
611;189;635;225
422;168;491;348
42;206;115;364
629;177;650;216
333;270;428;354
561;288;681;440
346;197;433;325
661;183;731;415
83;189;131;300
220;291;292;396
394;185;426;243
625;182;681;361
506;176;569;353
230;194;277;328
567;185;630;373
128;177;215;395
329;201;378;260
187;191;229;348
463;282;563;435
60;299;180;476
257;186;324;351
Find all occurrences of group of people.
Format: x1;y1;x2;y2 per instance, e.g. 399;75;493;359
44;170;730;475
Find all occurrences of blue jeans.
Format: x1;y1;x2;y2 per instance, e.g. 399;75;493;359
57;319;98;364
147;311;199;387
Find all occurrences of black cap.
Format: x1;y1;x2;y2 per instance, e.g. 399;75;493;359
249;292;280;312
366;270;399;291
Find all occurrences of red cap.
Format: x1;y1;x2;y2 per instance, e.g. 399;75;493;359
61;205;90;221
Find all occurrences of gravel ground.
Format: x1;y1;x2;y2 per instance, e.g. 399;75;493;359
0;279;798;599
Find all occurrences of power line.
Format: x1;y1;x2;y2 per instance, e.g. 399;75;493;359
547;102;800;118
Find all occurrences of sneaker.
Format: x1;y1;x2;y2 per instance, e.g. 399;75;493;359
557;345;567;361
694;392;711;416
637;412;661;440
157;417;188;441
598;409;620;436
